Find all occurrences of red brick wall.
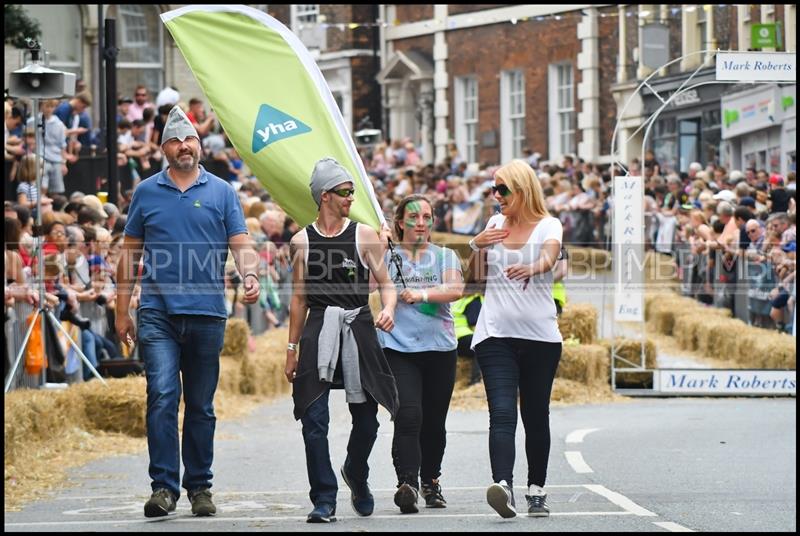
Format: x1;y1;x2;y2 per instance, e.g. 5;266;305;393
447;5;507;16
395;5;433;24
597;12;620;156
351;56;382;132
446;17;584;164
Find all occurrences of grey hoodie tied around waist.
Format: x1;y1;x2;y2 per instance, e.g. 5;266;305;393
317;305;367;403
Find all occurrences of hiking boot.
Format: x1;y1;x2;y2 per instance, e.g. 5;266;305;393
307;503;337;523
525;485;550;517
340;465;374;516
486;480;516;518
421;478;447;508
394;483;419;514
188;488;217;516
144;488;176;518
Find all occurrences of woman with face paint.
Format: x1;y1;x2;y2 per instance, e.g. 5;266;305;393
467;159;563;519
378;194;465;514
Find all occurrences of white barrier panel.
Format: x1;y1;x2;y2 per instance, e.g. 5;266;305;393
613;176;644;322
716;51;796;82
656;369;796;395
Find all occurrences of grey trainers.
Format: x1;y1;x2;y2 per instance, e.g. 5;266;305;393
526;485;549;517
487;480;516;518
144;488;176;518
188;488;217;516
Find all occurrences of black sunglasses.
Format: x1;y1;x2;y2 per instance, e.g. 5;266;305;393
492;184;513;197
329;188;355;198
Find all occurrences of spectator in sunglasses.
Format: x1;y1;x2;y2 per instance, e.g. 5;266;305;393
466;159;563;519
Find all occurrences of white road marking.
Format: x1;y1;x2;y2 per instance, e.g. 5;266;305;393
48;485;587;501
583;484;657;517
566;428;600;443
653;521;695;532
4;511;635;527
565;451;594;473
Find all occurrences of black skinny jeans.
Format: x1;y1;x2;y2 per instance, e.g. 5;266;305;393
384;348;457;488
475;337;561;488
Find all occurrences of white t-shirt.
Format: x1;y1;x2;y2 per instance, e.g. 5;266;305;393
471;214;563;348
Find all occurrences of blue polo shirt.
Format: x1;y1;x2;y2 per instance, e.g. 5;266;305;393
124;166;247;318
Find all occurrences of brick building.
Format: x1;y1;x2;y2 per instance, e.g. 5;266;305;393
4;5;382;135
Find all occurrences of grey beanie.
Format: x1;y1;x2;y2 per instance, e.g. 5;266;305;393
161;105;199;146
309;157;354;206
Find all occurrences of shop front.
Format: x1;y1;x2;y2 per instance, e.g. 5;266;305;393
721;84;796;176
642;70;724;174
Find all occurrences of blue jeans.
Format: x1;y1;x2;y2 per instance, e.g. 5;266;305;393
137;308;226;499
475;337;561;488
80;329;118;381
301;387;379;507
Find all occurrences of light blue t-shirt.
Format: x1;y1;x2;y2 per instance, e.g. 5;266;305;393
378;243;461;353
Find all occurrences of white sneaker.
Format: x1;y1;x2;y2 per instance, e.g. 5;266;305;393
486;480;516;518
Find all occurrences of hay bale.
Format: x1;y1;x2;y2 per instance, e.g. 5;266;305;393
753;332;796;369
431;232;471;264
4;387;88;465
558;303;598;344
598;338;657;369
218;355;243;395
566;247;611;272
76;377;147;437
222;318;250;360
557;344;609;387
246;327;292;397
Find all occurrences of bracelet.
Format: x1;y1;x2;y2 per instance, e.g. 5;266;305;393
468;238;480;252
244;272;259;280
421;289;429;303
287;342;298;352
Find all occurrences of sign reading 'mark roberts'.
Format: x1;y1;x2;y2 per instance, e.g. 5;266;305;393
716;51;796;82
657;369;796;396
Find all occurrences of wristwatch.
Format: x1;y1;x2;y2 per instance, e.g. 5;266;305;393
468;238;481;251
287;342;298;352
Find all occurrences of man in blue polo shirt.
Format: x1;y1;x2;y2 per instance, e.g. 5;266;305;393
115;105;260;518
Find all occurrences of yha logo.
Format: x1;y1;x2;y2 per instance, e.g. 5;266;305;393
251;104;312;153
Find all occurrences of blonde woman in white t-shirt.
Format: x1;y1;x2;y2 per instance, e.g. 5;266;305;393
466;159;563;519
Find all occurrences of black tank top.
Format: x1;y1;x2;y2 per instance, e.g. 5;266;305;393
305;220;370;310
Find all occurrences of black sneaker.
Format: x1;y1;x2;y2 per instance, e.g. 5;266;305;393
307;503;337;523
486;480;516;518
188;488;217;516
144;488;176;518
525;492;550;517
394;483;419;514
340;465;374;516
421;479;447;508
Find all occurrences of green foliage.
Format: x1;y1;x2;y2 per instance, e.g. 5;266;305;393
4;5;41;49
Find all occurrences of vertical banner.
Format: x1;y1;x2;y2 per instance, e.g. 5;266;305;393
614;176;644;322
161;5;383;229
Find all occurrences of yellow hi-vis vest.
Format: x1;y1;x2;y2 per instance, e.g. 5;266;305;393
552;281;566;306
452;294;483;340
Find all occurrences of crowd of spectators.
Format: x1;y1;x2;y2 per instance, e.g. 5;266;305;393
4;83;796;387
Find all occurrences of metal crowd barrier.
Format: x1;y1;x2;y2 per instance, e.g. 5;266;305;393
676;248;784;328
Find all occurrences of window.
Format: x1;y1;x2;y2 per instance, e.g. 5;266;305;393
455;76;478;164
697;6;708;51
501;70;525;162
106;5;163;100
548;63;575;160
22;5;82;75
678;118;701;172
293;5;319;27
653;118;677;174
120;5;148;47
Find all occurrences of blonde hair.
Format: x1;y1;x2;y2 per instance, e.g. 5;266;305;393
17;154;42;183
494;159;550;222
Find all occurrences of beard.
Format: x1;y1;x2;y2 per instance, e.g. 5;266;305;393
168;151;199;171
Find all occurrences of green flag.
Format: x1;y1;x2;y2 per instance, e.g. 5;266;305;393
161;5;383;230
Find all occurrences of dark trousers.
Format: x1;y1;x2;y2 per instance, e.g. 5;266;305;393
301;387;379;507
384;348;457;487
475;337;561;488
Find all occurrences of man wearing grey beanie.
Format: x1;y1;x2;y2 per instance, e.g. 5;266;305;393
116;104;260;519
285;156;399;523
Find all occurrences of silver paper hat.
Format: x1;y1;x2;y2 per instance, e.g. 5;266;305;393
161;105;199;146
